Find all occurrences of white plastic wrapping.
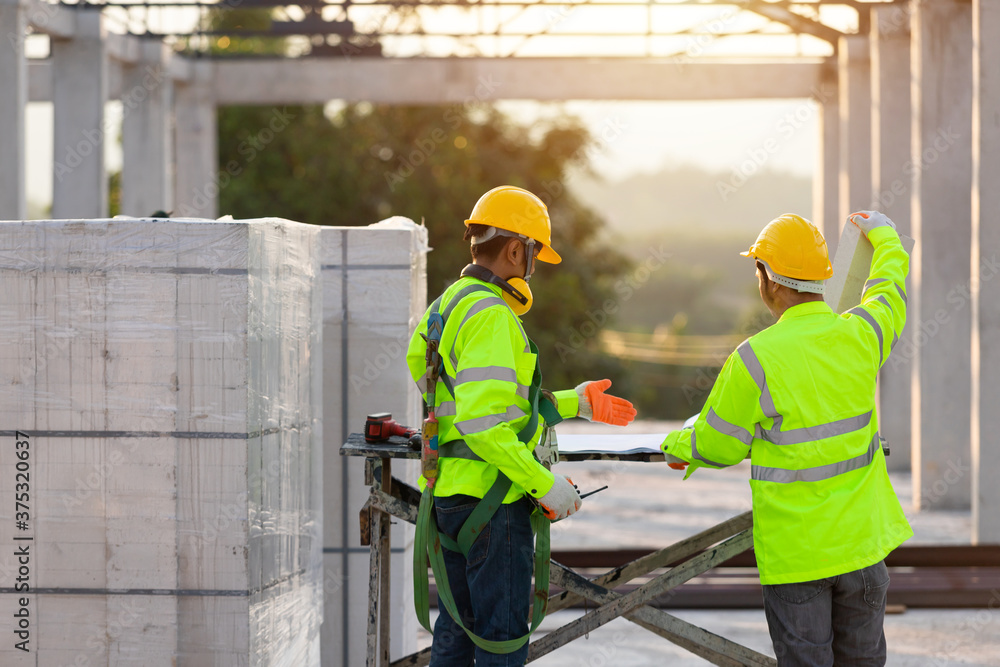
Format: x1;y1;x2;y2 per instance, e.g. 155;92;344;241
320;219;427;665
0;218;323;666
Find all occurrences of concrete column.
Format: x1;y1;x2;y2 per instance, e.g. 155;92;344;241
52;10;108;219
871;5;913;472
911;0;973;511
838;35;872;230
174;61;218;219
972;0;1000;543
0;0;28;220
812;67;840;253
121;41;174;217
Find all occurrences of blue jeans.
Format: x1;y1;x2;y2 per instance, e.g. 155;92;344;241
429;494;535;667
762;560;890;667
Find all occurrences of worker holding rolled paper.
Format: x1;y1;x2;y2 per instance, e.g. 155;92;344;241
406;185;636;666
660;212;912;666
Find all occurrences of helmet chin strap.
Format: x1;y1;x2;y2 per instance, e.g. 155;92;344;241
523;238;536;283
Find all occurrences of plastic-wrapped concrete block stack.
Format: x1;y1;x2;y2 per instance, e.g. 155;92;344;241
320;218;427;666
0;218;323;666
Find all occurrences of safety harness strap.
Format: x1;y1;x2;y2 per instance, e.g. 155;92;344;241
414;484;550;654
414;284;556;654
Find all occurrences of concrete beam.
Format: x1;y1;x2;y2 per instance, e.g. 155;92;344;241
911;0;973;511
0;0;28;220
972;0;1000;543
838;35;872;227
29;34;190;104
30;58;824;104
212;58;826;104
174;61;218;219
106;33;142;65
871;4;913;473
25;0;75;39
51;10;107;219
744;0;843;45
121;40;174;217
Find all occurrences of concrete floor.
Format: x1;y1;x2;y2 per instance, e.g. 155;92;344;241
416;420;999;664
420;608;1000;666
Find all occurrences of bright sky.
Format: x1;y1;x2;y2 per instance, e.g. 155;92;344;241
497;99;818;181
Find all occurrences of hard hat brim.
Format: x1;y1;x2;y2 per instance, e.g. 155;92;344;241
538;245;561;264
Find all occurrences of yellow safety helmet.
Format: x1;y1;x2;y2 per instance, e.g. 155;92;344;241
741;213;833;285
464;185;561;264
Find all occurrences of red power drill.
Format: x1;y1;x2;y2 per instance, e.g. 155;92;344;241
365;412;420;448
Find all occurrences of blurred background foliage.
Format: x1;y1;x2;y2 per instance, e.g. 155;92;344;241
208;9;809;420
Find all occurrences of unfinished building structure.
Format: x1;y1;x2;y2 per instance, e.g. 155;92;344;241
1;0;998;664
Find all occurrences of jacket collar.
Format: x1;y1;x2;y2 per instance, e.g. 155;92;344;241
777;300;833;322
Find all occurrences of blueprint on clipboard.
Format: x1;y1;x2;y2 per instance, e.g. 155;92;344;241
557;433;668;456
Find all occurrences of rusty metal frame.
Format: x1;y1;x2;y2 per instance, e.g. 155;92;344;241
344;435;775;667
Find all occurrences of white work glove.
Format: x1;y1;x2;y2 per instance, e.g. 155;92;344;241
848;210;896;237
537;473;582;521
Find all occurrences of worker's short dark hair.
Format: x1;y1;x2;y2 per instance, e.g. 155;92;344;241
465;223;509;262
756;261;770;286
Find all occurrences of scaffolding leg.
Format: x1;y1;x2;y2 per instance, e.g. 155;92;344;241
367;460;393;667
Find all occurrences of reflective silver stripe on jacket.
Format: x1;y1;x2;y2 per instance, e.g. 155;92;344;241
864;277;906;306
707;407;754;447
447;366;530;408
863;277;888;293
436;401;457;418
691;430;732;468
846;306;884;365
454;405;527;436
737;341;783;430
751;433;881;483
757;410;873;446
455;365;517;385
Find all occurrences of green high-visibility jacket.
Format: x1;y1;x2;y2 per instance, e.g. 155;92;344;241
406;276;579;503
662;226;913;585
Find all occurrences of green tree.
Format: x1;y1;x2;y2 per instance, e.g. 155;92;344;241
217;102;634;394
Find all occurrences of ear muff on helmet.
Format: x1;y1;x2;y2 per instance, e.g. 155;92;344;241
461;264;534;316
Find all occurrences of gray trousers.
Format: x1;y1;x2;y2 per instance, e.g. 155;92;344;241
762;560;890;667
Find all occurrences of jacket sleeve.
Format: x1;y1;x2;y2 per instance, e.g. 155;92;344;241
452;306;555;497
552;389;579;419
406;309;432;391
846;226;909;368
661;346;764;478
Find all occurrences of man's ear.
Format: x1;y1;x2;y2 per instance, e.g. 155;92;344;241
504;237;521;265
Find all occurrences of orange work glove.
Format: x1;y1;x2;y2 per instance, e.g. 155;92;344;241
666;454;689;471
574;379;637;426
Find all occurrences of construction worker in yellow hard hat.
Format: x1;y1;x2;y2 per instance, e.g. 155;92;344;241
660;211;912;666
406;185;636;665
